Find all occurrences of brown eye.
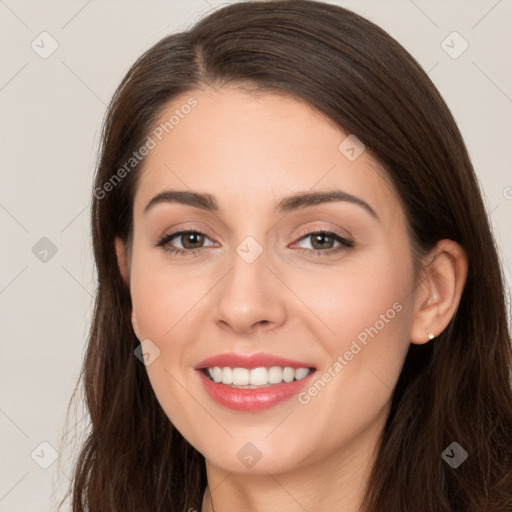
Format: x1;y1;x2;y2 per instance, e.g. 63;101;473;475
293;229;354;257
180;232;206;249
309;233;336;250
155;229;215;256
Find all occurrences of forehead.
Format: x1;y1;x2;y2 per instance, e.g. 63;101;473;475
133;86;401;225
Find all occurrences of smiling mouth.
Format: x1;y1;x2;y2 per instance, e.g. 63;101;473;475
201;366;316;388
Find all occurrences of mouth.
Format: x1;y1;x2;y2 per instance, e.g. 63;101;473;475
194;353;318;411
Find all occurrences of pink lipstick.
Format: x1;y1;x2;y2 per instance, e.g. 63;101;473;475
194;352;317;411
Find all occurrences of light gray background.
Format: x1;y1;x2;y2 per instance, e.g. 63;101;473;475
1;1;511;510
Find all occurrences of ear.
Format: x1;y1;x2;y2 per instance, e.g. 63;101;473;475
409;239;468;344
115;237;142;339
114;236;130;287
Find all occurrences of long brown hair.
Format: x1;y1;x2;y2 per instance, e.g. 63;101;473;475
61;1;512;510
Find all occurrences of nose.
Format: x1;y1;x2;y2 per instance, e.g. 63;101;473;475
214;246;287;335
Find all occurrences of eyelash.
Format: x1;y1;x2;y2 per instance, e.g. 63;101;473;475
154;228;354;257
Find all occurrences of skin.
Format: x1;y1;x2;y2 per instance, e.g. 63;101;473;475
115;85;468;512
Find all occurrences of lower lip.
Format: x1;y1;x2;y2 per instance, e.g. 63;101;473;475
196;370;316;411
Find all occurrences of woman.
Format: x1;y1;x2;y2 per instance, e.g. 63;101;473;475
64;1;512;510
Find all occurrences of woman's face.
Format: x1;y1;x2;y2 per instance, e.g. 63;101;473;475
117;86;419;476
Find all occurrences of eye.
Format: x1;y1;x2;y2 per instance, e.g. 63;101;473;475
155;229;215;256
154;228;354;258
293;229;354;256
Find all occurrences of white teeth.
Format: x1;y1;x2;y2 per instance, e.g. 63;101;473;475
294;367;310;380
232;368;250;385
212;367;222;383
221;367;233;384
282;367;295;383
249;367;268;385
268;366;283;384
205;366;312;387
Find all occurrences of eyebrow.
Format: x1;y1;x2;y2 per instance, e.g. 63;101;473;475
144;189;378;219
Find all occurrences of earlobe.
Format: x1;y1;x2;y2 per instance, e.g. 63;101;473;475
409;239;468;344
114;237;130;287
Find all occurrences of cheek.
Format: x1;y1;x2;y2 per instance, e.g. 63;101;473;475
287;262;413;456
128;256;206;432
129;251;207;341
291;249;413;393
294;248;411;339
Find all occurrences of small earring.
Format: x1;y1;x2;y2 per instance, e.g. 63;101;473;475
425;328;435;340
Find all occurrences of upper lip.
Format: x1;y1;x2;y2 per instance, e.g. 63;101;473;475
195;352;316;370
